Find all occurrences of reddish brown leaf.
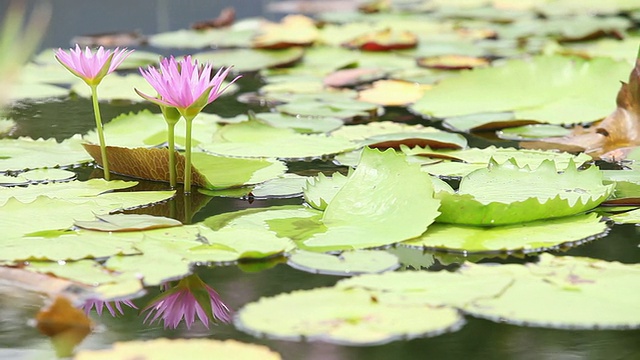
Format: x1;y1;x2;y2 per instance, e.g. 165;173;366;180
369;138;462;150
342;28;418;51
83;144;209;187
521;55;640;159
37;296;93;358
191;7;235;30
71;31;145;47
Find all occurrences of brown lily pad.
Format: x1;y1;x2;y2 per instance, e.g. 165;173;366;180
83;144;209;187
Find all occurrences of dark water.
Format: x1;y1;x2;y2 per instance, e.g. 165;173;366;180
1;1;640;360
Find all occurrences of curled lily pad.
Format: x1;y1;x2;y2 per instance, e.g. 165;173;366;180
287;250;399;276
74;213;182;232
436;159;614;225
83;144;287;189
303;170;351;210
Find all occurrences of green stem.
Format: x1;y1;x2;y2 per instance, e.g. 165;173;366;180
90;85;109;181
167;121;177;188
184;116;194;194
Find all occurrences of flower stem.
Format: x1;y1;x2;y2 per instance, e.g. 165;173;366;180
184;116;194;194
167;121;177;188
90;85;109;180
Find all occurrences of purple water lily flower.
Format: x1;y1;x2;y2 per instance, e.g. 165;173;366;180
81;299;137;317
54;45;133;181
55;45;132;86
142;274;232;329
136;55;240;193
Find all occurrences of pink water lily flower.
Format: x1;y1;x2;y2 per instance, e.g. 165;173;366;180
136;55;240;119
55;45;133;86
81;299;137;317
142;274;232;329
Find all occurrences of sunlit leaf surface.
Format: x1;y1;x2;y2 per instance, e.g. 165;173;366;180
0;136;91;172
288;250;399;276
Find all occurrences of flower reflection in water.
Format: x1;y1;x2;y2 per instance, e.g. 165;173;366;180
142;274;232;329
81;299;137;317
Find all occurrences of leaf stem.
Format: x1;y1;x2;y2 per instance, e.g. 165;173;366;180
90;84;109;180
184;115;194;194
167;121;177;188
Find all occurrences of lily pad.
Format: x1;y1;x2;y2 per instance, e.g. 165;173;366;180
71;73;156;102
287;250;399;276
436;159;614;225
75;339;282;360
252;15;318;49
193;47;305;73
0;136;92;172
0;168;76;186
236;287;463;345
402;212;608;254
497;124;572;140
200;120;357;160
303;170;351;211
402;145;592;178
301;148;440;251
410;56;630;124
357;80;432;106
74;214;182;232
83;144;287;189
224;112;343;134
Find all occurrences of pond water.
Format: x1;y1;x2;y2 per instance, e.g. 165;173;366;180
1;1;640;359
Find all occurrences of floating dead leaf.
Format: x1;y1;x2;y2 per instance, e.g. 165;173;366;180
342;28;418;51
323;68;387;88
36;296;93;358
417;55;490;70
358;80;431;106
191;7;235;30
252;15;318;49
83;144;208;188
74;214;182;232
521;54;640;159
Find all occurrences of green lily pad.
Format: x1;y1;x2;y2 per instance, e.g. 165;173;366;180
303;170;351;211
497;124;572;140
236;287;463;345
385;246;435;270
0;178;136;206
287;250;399;276
276;96;379;121
402;212;608;254
410;56;630;124
302;148;440;251
436;159;614;225
74;213;182;232
0;168;76;186
1;229;139;262
442;112;521;133
200;120;357;160
149;26;255;49
105;225;294;285
250;174;309;199
0;136;91;172
193;47;305;73
9;82;69;101
607;208;640;224
337;253;640;329
402;145;592;178
84;110;221;148
75;339;282;360
71;73;156;102
463;254;640;329
224;112;344;134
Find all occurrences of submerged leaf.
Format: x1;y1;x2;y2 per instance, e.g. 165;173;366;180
74;214;182;232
